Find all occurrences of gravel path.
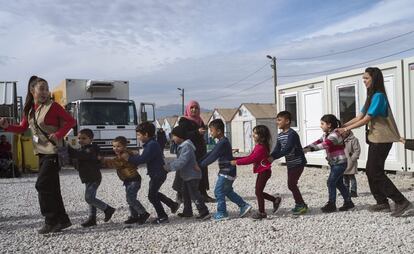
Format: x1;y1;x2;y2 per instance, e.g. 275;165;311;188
1;153;414;253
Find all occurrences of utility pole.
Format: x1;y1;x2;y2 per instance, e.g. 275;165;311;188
177;88;185;115
266;55;277;107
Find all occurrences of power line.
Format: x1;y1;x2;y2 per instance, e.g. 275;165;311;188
278;30;414;61
200;76;273;101
279;47;414;78
222;61;271;88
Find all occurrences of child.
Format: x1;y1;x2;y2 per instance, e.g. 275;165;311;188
104;136;150;224
68;129;116;227
343;130;361;198
165;126;210;220
269;111;308;215
231;125;281;220
303;114;354;213
122;122;179;225
199;119;252;221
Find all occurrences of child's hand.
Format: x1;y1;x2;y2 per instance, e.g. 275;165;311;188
198;128;206;135
163;165;170;172
230;160;237;166
400;137;406;144
303;147;310;154
267;156;274;163
120;152;129;161
194;164;201;171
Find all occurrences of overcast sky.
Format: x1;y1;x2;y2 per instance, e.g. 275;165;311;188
1;0;414;110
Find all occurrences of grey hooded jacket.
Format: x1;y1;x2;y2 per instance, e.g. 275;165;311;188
168;139;201;181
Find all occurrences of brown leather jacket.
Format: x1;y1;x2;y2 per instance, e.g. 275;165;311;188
104;152;140;182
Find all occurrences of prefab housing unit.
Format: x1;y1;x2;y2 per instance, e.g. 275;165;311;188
231;103;277;153
208;108;238;143
277;57;414;171
163;116;178;140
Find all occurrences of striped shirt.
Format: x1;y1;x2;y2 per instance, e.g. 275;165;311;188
271;128;307;170
307;130;347;166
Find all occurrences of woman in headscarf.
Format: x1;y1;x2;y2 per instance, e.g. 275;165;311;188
172;100;215;203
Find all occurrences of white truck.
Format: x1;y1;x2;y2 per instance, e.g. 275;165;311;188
52;79;155;153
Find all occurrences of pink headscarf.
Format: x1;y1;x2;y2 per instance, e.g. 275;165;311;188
183;100;204;126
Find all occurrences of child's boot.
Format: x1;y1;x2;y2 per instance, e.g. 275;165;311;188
104;206;116;222
81;216;97;227
321;201;337;213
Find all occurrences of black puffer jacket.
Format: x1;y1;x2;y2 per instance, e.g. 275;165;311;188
68;144;102;183
178;117;206;160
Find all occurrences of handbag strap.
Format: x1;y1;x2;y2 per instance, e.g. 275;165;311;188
32;105;57;146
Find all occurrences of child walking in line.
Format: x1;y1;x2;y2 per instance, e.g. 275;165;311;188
68;129;116;227
165;126;210;220
199;119;252;221
122;122;179;225
304;114;354;213
231;125;281;220
104;136;150;225
343;130;361;198
269;111;308;215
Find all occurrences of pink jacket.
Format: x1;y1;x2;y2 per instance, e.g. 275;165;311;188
236;144;271;174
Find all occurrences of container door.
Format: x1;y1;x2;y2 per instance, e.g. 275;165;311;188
243;121;253;153
302;89;324;157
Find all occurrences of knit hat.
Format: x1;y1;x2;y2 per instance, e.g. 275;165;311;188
171;126;187;139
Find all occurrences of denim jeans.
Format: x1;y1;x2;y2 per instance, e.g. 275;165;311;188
124;180;147;218
85;181;108;217
343;175;357;193
182;179;209;215
214;175;247;215
327;163;351;203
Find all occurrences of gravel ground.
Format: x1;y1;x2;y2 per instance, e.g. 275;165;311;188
1;152;414;254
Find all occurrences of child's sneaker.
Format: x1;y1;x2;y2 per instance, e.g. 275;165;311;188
339;201;355;211
321;201;337;213
81;217;97;227
273;197;282;213
124;216;140;224
137;212;151;225
350;191;358;198
292;204;309;215
239;204;252;218
196;212;211;220
151;217;169;224
212;213;229;221
251;212;267;220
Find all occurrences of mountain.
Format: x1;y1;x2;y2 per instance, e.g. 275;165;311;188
155;104;211;119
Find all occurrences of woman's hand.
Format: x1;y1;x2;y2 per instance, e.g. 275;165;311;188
337;127;348;135
0;118;9;129
198;127;206;135
230;160;237;166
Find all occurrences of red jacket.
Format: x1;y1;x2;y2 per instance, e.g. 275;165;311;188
6;102;76;139
236;144;271;174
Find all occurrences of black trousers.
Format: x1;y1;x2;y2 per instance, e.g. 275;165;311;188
182;179;209;215
173;166;209;197
148;174;176;219
366;143;406;205
35;154;70;225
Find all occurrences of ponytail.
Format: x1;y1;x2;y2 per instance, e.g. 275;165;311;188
320;114;342;130
23;75;48;118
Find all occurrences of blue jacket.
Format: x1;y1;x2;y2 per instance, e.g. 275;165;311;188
199;137;236;178
128;138;166;178
168;139;201;181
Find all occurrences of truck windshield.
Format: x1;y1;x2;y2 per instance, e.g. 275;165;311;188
79;102;137;125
